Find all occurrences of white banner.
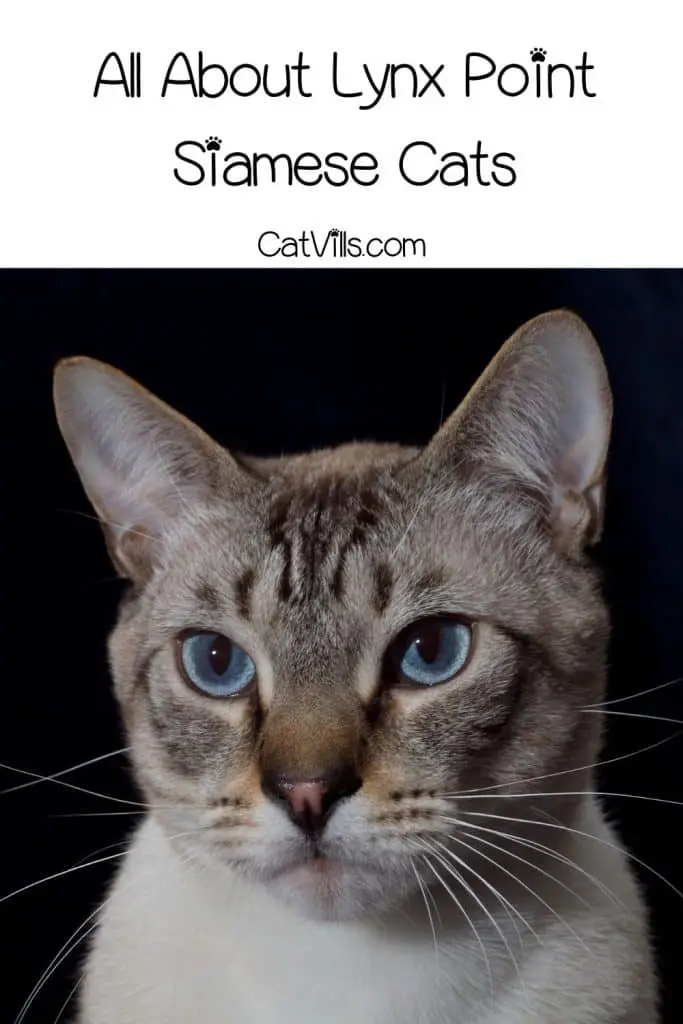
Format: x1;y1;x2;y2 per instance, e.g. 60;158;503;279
1;0;680;266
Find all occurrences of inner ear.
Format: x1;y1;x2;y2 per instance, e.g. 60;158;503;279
106;523;158;584
417;310;613;553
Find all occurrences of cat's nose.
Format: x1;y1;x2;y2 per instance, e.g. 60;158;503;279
261;767;362;835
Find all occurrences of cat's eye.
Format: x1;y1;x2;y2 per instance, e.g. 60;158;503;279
384;617;474;687
175;631;256;698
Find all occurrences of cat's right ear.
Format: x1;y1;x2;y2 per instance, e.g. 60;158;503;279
53;358;256;582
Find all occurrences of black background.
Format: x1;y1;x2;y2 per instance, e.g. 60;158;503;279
1;270;682;1023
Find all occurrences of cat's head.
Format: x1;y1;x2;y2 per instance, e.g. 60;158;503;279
54;311;612;922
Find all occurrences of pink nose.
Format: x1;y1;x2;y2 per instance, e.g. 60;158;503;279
261;768;362;835
286;781;327;820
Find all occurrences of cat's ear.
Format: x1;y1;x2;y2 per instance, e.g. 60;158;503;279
422;310;612;552
53;358;256;581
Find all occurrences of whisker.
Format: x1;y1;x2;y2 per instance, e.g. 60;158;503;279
441;817;591;911
435;829;589;955
53;974;83;1024
434;835;543;960
457;810;683;903
413;846;494;995
0;747;131;797
443;814;623;910
392;489;431;557
582;709;683;726
409;859;440;968
1;827;206;905
416;836;526;998
13;833;207;1020
71;839;132;869
0;852;127;906
422;868;444;930
52;811;151;819
429;836;534;986
51;802;198;819
15;903;103;1024
56;507;161;546
584;676;682;708
444;728;683;798
0;763;148;808
448;790;683;808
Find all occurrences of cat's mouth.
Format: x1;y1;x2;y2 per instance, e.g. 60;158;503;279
268;837;361;881
261;838;410;922
291;841;341;873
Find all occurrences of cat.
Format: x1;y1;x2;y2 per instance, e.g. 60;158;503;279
53;310;657;1024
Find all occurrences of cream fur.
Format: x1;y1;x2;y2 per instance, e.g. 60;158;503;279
77;797;655;1024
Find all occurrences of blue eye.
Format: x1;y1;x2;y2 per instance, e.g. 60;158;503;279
388;618;473;687
176;631;256;698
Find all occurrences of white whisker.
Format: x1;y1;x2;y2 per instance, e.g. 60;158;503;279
410;858;440;969
51;809;166;819
429;836;534;997
444;729;683;798
16;905;102;1024
457;810;683;903
437;833;546;954
53;975;83;1024
413;846;494;995
0;763;148;808
71;839;132;869
435;829;589;955
441;817;590;911
56;507;161;546
417;836;527;1000
582;709;683;726
13;833;207;1020
0;852;127;906
447;789;683;808
0;747;131;797
584;676;682;708
392;489;431;557
444;814;623;909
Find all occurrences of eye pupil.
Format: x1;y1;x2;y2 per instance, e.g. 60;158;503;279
209;635;232;676
414;627;440;664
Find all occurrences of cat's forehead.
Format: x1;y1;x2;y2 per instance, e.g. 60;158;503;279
146;444;413;617
239;441;419;559
152;444;551;633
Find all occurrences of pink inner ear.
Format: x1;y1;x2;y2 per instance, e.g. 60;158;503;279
552;477;605;552
117;523;156;580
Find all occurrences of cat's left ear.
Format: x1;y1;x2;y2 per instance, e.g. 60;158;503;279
418;310;613;553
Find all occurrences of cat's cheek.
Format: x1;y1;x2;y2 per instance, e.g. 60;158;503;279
107;617;145;710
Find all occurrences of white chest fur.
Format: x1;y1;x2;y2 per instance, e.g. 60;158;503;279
77;807;656;1024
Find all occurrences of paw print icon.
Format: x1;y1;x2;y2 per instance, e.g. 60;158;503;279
205;137;222;152
530;48;547;63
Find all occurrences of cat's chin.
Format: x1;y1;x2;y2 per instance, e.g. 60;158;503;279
264;857;406;922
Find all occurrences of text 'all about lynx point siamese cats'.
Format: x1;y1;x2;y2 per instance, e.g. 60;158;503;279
52;311;658;1024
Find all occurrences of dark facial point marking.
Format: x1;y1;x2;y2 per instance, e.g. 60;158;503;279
411;568;448;601
267;499;294;602
195;580;220;611
267;480;384;604
373;562;394;614
234;569;255;620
